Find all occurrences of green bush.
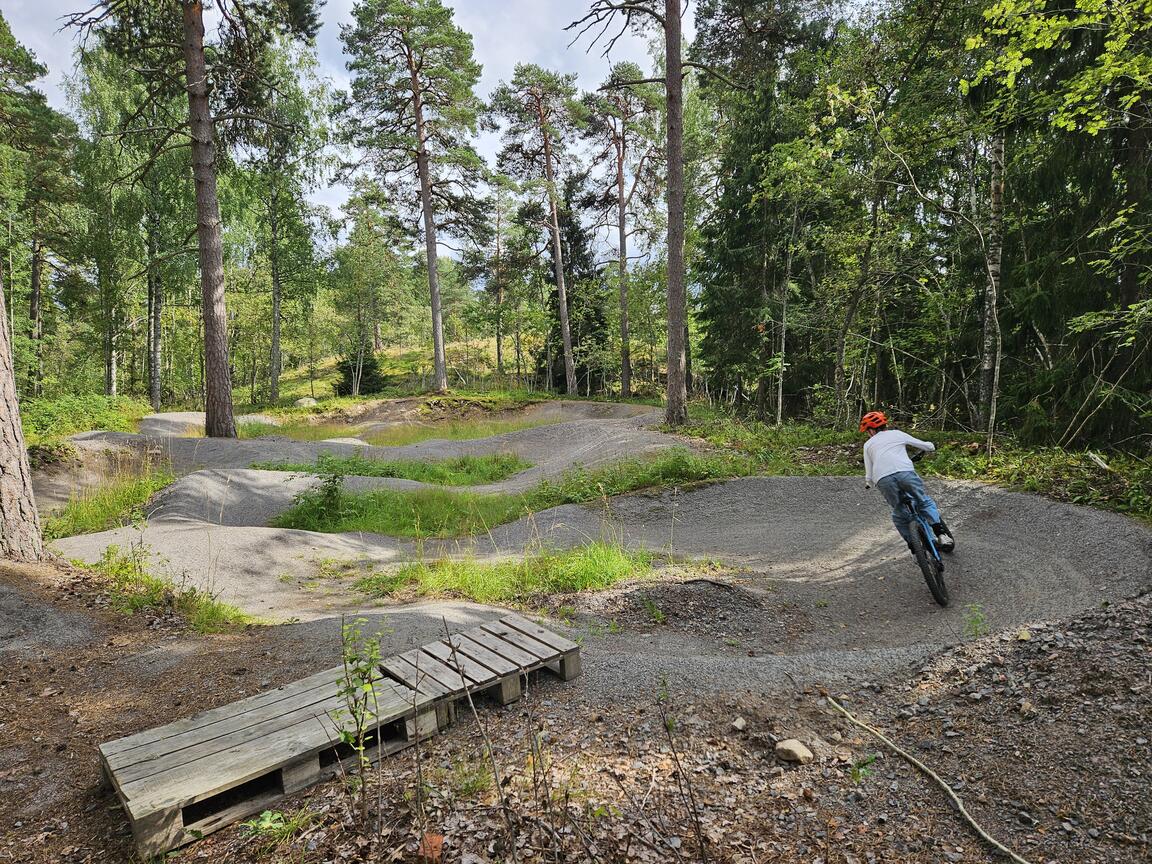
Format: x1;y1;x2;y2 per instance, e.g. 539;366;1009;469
21;395;151;444
335;352;386;397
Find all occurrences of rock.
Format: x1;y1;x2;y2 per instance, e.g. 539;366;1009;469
775;739;814;764
293;397;317;407
731;716;747;732
1016;628;1032;641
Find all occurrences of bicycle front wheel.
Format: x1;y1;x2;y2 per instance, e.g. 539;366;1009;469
909;524;949;607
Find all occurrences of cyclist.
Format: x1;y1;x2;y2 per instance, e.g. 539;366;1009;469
860;411;955;555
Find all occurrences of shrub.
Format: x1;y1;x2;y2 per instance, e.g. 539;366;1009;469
335;352;386;397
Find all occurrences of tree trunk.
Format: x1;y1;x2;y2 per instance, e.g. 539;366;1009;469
835;192;880;422
406;51;448;393
494;201;505;377
268;192;282;406
663;0;688;426
28;232;42;397
147;211;163;411
615;133;632;398
182;0;236;437
0;267;42;562
979;132;1005;436
538;99;577;395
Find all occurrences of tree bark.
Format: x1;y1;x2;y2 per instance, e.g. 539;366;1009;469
615;130;632;398
182;0;236;438
663;0;687;425
406;47;449;393
835;192;880;422
979;132;1005;435
0;266;42;562
147;210;163;411
268;188;282;405
28;232;42;397
494;201;504;376
538;95;577;394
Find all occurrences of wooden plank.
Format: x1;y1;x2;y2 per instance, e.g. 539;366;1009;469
114;677;413;787
463;625;539;668
481;620;556;661
105;670;359;772
382;656;452;698
102;666;344;758
119;680;422;816
445;634;520;676
500;613;579;653
396;648;468;693
419;642;498;687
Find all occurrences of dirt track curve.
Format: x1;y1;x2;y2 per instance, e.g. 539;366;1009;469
43;402;1152;697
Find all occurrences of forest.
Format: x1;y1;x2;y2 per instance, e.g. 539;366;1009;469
0;0;1148;445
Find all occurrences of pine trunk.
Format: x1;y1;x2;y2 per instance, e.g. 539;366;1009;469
182;0;236;438
539;102;577;394
663;0;688;425
979;132;1005;435
406;52;448;393
28;233;42;397
147;209;162;411
615;133;632;398
0;267;42;562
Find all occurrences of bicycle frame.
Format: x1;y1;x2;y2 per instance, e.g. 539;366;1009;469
900;492;942;563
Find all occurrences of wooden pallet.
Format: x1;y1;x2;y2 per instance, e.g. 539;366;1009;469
99;614;580;857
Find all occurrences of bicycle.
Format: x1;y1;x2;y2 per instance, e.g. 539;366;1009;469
900;488;949;607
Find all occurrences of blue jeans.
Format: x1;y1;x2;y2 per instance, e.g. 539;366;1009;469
875;471;942;544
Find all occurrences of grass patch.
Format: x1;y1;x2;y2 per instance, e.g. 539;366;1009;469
238;419;357;441
21;395;151;444
361;416;552;447
43;463;175;540
252;452;530;485
355;542;652;604
272;448;749;538
82;543;251;633
274;486;529;538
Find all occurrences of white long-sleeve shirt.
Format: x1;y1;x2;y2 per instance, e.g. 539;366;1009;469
863;429;935;486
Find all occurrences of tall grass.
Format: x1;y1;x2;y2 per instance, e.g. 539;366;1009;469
252;452;530;485
238;420;357;441
355;542;652;604
83;543;251;633
273;486;529;538
43;463;175;539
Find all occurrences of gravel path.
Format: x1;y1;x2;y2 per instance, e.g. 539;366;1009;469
47;405;1152;696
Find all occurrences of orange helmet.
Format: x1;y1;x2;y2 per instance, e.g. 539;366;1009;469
859;411;887;432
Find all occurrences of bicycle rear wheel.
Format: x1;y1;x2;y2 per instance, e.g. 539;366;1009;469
909;524;949;606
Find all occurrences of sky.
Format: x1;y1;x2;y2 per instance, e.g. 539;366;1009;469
3;0;682;217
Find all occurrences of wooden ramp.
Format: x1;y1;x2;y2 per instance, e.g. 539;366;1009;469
100;614;580;857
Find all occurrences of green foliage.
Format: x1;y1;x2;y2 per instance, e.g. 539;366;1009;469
253;452;530;485
336;351;387;397
963;603;990;639
354;542;652;604
240;808;317;854
850;754;878;784
82;543;250;633
334;617;387;825
274;447;753;538
21;395;151;444
275;485;524;537
42;463;174;540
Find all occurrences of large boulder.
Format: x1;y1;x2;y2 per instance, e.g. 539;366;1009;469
294;397;318;408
